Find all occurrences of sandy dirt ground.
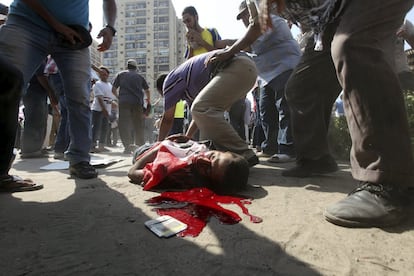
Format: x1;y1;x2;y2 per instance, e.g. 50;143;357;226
1;147;414;276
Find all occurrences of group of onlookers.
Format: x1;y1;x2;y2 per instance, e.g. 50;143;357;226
2;0;414;229
143;0;414;229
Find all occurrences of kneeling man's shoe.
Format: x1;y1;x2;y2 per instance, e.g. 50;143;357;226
241;150;259;167
324;182;407;228
282;154;338;177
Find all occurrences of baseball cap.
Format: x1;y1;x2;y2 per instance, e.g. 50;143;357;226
236;1;247;20
127;59;138;68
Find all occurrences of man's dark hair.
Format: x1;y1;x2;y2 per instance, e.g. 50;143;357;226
182;6;198;17
211;152;249;194
156;74;167;96
155;151;249;194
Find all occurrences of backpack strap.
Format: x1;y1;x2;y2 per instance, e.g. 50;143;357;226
207;28;221;43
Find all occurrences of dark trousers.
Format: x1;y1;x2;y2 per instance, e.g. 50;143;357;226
107;126;119;146
118;102;144;147
169;118;184;135
260;70;295;155
21;81;48;154
49;73;70;153
0;58;23;175
91;110;109;147
286;0;414;186
251;87;265;148
399;71;414;92
229;98;246;140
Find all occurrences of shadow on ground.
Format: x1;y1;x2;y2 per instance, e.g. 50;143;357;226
0;176;321;275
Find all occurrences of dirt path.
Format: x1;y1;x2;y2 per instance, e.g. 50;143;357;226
1;148;413;275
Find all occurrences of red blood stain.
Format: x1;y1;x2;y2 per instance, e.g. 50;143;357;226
146;187;262;237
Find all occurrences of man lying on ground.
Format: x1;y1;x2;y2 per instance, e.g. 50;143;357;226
128;134;249;195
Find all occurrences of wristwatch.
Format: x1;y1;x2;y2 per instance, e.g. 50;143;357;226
105;24;117;36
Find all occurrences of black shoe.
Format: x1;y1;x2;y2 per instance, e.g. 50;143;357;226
69;161;98;179
53;152;65;160
90;147;100;153
107;143;117;148
241;150;259;167
247;154;259;167
98;146;110;152
324;182;407;228
282;155;338;177
123;144;137;154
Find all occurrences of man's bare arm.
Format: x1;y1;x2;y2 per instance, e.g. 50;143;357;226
185;120;198;139
158;106;176;141
214;39;237;49
128;144;161;183
97;0;117;51
112;85;119;98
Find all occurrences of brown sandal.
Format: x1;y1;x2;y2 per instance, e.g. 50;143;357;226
0;175;43;193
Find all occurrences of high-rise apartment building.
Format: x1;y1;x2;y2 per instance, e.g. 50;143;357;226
90;40;103;71
102;0;186;94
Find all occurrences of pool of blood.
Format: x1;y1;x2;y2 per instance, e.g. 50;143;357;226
146;188;262;237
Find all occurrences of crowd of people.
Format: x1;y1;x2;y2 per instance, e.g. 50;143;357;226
1;0;414;229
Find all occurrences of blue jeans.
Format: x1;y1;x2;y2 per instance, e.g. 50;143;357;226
259;70;295;156
21;78;48;154
252;87;265;148
49;73;70;153
118;102;144;148
0;15;92;165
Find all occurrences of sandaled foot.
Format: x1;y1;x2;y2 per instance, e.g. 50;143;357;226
0;175;43;193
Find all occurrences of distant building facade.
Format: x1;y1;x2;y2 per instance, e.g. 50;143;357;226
90;39;103;68
101;0;186;99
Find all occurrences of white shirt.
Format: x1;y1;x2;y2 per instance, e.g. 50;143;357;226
161;139;207;164
91;81;114;113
